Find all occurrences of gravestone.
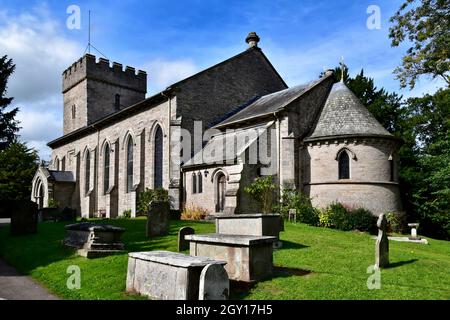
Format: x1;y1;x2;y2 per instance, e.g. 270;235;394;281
199;263;229;300
178;227;195;251
146;201;170;237
10;200;38;236
288;209;297;223
375;213;389;268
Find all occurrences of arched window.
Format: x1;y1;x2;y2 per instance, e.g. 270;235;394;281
54;157;60;170
338;151;350;179
85;150;91;194
126;137;134;193
389;155;395;182
192;172;197;194
197;172;203;193
71;105;76;119
154;125;163;188
104;143;110;194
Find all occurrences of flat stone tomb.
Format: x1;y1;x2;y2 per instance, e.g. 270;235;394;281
126;251;227;300
63;222;125;258
215;214;282;238
186;233;277;283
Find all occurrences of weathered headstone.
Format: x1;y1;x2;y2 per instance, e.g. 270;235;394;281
10;200;38;236
375;213;389;268
178;227;195;251
199;263;229;300
146;201;170;237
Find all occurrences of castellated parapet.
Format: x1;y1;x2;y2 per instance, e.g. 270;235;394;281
62;54;147;135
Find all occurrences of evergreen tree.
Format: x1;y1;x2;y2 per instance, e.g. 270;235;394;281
0;55;20;151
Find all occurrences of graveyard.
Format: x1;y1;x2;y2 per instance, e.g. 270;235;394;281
0;217;449;300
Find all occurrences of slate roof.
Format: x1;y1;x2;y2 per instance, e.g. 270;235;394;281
305;82;392;141
48;170;76;183
183;122;273;168
213;76;330;128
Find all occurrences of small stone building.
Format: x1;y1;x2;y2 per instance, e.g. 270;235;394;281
31;33;402;217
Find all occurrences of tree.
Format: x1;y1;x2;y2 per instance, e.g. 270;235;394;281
389;0;450;89
0;141;39;201
244;176;278;214
0;55;20;151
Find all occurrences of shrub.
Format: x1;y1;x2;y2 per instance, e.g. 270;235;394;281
350;208;376;233
181;203;208;221
137;188;170;216
47;198;59;208
275;189;319;225
318;209;333;228
244;176;278;213
386;211;407;234
328;202;352;230
121;209;131;219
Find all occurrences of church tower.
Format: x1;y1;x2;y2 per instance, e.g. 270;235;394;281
61;54;147;134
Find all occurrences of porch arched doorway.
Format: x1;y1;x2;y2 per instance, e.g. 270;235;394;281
37;180;44;209
215;173;226;212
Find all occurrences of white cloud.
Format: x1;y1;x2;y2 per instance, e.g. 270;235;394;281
142;59;198;95
0;7;82;160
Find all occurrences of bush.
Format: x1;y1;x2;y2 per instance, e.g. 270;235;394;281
386;211;406;233
121;209;131;219
275;189;319;225
47;198;59;209
137;188;170;216
319;203;376;232
318;209;333;228
350;208;377;233
181;203;208;221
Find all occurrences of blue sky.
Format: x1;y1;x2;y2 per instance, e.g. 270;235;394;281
0;0;446;160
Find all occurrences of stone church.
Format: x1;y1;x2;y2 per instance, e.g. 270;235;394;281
31;32;402;218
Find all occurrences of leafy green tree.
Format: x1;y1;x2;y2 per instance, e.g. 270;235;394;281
389;0;450;88
0;141;39;201
0;55;20;151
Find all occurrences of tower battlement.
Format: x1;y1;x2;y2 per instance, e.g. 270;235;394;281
62;54;147;94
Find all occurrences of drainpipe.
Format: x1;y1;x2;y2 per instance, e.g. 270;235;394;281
273;112;281;196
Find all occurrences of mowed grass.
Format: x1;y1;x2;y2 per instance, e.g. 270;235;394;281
0;218;449;300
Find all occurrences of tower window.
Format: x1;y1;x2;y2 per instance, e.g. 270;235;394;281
71;105;76;119
389;156;395;182
338;151;350;180
115;94;121;111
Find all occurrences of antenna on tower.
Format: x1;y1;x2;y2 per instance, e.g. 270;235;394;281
83;10;108;59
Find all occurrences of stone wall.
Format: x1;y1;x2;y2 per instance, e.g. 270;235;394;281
51;99;170;218
62;54;147;135
303;137;402;214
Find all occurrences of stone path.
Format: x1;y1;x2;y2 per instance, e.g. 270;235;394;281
0;258;60;300
0;220;59;300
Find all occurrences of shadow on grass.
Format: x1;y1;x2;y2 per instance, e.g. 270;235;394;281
230;266;313;299
385;259;418;269
280;240;309;250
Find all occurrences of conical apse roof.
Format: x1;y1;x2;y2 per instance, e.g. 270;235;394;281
306;82;392;140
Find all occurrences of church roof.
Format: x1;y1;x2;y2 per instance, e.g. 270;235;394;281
305;82;393;141
214;75;331;128
48;170;76;182
183;122;273;168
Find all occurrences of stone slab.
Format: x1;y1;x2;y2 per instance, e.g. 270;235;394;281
126;251;226;300
185;233;276;246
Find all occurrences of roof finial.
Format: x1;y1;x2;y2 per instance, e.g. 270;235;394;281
339;56;345;83
245;32;260;48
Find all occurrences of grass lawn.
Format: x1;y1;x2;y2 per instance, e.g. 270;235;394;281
0;218;449;300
